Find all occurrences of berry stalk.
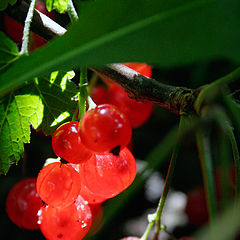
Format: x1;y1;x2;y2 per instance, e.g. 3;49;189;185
140;114;188;240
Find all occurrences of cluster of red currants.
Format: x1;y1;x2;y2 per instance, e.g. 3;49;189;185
91;63;153;128
5;63;155;239
6;102;137;239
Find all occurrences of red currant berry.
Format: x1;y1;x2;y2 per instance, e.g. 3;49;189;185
52;121;93;164
39;195;92;240
70;163;107;204
90;85;109;105
79;148;136;198
36;162;81;207
108;85;153;127
80;104;132;153
123;62;152;78
6;178;42;230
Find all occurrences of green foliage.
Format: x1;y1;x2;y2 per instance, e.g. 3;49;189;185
1;0;240;97
0;71;78;174
0;93;43;174
0;32;19;74
45;0;69;13
32;71;78;135
0;0;17;11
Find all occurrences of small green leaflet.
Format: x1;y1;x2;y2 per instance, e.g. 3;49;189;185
0;0;17;10
0;32;19;73
45;0;69;13
0;94;44;174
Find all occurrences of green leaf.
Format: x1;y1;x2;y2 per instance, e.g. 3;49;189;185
45;0;69;13
32;71;78;135
0;0;17;11
0;93;44;174
0;70;78;174
0;32;19;73
1;0;240;96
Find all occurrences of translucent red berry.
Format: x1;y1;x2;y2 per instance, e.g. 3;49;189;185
80;104;132;153
70;163;107;204
123;62;152;78
52;121;93;164
39;195;92;240
79;148;137;198
36;162;81;207
90;85;109;105
108;86;153;127
6;178;42;230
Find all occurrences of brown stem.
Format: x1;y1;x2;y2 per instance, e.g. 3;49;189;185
90;64;200;114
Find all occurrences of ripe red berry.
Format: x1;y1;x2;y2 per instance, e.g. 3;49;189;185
36;162;81;207
108;85;153;127
79;148;136;198
123;62;152;78
90;85;109;105
70;163;107;204
80;104;132;153
39;195;92;240
52;121;93;164
6;178;42;230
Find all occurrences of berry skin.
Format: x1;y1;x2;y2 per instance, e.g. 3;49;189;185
90;85;109;106
39;195;92;240
70;163;107;204
79;148;137;198
52;121;93;164
6;178;42;230
36;162;81;208
80;104;132;153
108;85;153;127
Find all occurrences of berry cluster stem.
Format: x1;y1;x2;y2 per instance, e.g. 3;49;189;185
78;65;88;122
140;114;188;240
19;0;37;55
